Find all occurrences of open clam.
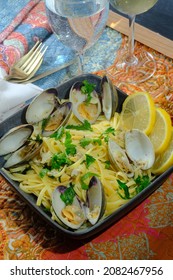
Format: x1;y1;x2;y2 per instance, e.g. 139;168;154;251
0;124;34;156
25;88;59;124
69;81;101;124
52;185;86;230
85;176;106;225
125;129;155;170
100;75;118;120
108;139;134;176
4;140;42;169
42;101;72;137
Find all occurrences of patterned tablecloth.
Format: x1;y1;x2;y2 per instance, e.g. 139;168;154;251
0;0;173;260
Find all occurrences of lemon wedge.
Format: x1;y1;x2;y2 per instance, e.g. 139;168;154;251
120;92;156;135
152;128;173;174
149;107;172;154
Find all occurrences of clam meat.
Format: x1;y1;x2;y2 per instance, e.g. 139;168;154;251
42;101;72;137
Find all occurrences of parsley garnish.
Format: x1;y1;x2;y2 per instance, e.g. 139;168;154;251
66;120;92;131
80;172;99;190
42;116;50;130
39;168;49;178
60;185;76;205
79;137;101;148
135;175;150;194
81;80;96;104
85;154;96;168
50;126;65;140
117;179;131;200
101;127;115;143
64;131;76;156
50;152;71;170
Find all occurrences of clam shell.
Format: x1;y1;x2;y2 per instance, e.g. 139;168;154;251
0;124;34;156
25;88;58;124
86;176;106;225
100;75;118;120
108;139;134;176
4;140;42;169
125;129;155;170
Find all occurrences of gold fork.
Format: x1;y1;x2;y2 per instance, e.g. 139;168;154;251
5;41;47;81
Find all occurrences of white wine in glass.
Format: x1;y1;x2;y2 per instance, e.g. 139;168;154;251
108;0;159;83
45;0;109;75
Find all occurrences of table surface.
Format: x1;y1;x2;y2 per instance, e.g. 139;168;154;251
0;0;173;260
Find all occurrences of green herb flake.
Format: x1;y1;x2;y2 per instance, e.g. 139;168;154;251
60;185;76;205
80;172;99;190
50;126;65;140
66;120;92;131
39;168;49;178
85;154;96;168
79;137;101;148
135;175;150;194
101;127;115;143
42;116;50;130
65;131;76;156
81;80;96;104
105;160;111;169
50;153;71;170
117;179;130;200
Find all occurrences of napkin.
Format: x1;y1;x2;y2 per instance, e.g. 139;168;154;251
0;68;42;123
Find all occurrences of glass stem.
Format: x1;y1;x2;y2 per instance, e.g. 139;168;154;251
126;15;138;65
77;53;84;75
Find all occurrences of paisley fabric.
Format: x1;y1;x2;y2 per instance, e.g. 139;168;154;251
0;0;173;260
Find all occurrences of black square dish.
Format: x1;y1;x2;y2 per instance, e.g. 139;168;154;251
0;74;172;239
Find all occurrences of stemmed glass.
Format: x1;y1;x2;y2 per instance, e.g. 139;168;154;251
45;0;109;75
107;0;159;83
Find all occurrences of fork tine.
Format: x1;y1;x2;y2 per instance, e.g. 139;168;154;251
16;41;41;68
24;45;48;74
20;42;43;70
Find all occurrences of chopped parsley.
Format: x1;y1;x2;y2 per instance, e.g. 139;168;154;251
66;120;92;131
101;127;115;143
81;80;96;104
42;116;50;130
85;154;96;168
80;172;99;190
135;175;150;194
117;179;131;200
50;152;71;170
39;168;49;178
64;131;76;156
50;126;65;140
79;137;101;148
60;185;76;205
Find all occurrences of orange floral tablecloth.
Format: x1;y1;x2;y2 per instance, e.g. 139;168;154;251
0;1;173;260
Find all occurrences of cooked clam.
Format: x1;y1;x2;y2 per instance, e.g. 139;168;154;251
25;88;59;124
108;139;134;176
69;81;101;124
125;129;155;170
52;185;86;229
0;124;34;156
100;75;118;120
85;176;106;225
4;140;42;169
42;101;72;137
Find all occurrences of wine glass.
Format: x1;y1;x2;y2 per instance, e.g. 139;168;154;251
45;0;109;75
107;0;159;84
